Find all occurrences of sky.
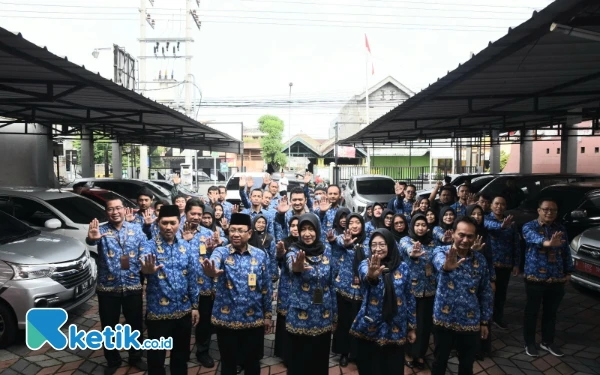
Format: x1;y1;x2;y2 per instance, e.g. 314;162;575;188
0;0;555;141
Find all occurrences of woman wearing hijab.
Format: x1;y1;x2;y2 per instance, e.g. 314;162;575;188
286;214;338;375
399;214;437;370
249;214;278;282
330;207;352;278
425;209;438;232
330;213;369;367
201;206;228;246
466;204;496;360
382;209;395;231
391;214;409;250
433;206;456;247
274;216;300;366
213;202;229;234
350;228;417;375
365;202;385;238
364;204;374;222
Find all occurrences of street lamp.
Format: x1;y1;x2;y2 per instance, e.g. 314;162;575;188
92;47;112;59
288;82;293;170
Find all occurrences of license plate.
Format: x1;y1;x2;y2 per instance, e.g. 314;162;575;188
75;279;93;298
575;260;600;278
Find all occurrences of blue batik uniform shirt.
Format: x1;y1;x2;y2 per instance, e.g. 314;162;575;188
86;222;146;295
142;235;199;320
484;212;521;268
186;227;218;296
241;207;275;238
522;220;574;283
220;200;234;221
210;244;273;329
332;235;370;301
432;245;493;332
314;206;340;242
450;201;468;217
399;236;437;298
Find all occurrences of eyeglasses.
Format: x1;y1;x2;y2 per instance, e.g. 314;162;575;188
371;242;387;249
540;208;558;213
405;190;416;194
106;207;124;213
229;229;250;234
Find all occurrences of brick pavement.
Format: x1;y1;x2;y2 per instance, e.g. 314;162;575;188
1;277;599;375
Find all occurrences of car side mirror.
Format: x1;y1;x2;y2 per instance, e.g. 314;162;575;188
350;190;355;197
571;209;587;219
44;218;62;229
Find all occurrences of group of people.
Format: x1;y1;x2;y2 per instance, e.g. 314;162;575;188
89;174;574;375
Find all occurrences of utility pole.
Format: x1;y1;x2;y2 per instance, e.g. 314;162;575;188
288;82;293;169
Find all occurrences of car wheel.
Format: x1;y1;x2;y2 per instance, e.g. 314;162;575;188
0;301;17;349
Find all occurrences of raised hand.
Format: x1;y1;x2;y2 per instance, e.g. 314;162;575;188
247;177;254;188
292;251;313;273
367;254;385;280
343;229;357;248
173;173;181;185
501;215;514;229
442;230;453;243
276;241;286;258
220;217;229;231
326;229;337;243
140;254;164;274
394;182;402;196
467;193;477;205
263;173;271;185
412;201;419;214
443;246;466;272
304;172;312;185
125;207;135;222
278;197;289;213
319;196;331;212
212;231;222;245
181;221;195;241
548;231;565;247
232;204;240;213
472;235;486;251
201;258;224;278
206;237;216;251
239;175;247;187
409;241;425;258
143;210;155;226
87;219;106;241
436;180;443;188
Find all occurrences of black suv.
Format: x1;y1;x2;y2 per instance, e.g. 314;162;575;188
67;178;172;203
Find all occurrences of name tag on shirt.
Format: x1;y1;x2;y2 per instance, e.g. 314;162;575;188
248;273;257;287
200;244;207;255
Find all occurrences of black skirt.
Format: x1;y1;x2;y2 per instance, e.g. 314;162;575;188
406;295;435;359
274;312;290;364
332;293;361;357
287;331;331;375
356;338;405;375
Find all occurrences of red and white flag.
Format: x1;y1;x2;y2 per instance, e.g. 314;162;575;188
365;34;374;75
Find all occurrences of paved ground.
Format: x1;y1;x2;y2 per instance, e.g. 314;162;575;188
1;276;599;375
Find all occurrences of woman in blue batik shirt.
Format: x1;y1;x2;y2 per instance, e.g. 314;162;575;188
201;206;228;246
433;206;456;247
286;214;337;375
330;213;369;367
425;208;438;233
248;214;278;282
273;216;299;366
399;214;437;370
391;214;409;251
365;202;385;238
382;209;395;231
330;207;351;276
350;228;417;375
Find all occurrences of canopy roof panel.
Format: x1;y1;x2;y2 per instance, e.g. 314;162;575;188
343;0;600;146
0;27;241;153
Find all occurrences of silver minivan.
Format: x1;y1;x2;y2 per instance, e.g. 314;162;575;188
0;211;97;348
343;175;396;215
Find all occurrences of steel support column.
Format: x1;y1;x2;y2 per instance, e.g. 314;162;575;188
80;125;94;177
490;130;501;173
112;141;123;179
560;110;580;174
519;130;534;174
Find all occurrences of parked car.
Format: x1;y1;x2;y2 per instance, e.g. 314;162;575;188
150;180;206;200
68;188;138;209
225;173;268;207
0;210;97;348
417;173;497;200
343;175;396;215
0;187;108;260
570;226;600;292
272;173;304;194
67;178;171;202
506;183;600;240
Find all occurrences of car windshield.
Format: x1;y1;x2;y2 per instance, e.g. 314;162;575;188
145;182;171;197
226;177;264;190
96;192;137;209
470;176;496;192
521;189;584;215
46;196;108;224
0;210;40;245
356;179;395;195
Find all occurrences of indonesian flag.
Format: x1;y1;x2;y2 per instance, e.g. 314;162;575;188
365;34;374;75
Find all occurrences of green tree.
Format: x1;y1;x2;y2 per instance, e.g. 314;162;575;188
258;114;288;171
500;150;509;171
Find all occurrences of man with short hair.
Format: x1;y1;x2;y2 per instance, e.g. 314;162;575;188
173;194;188;229
521;198;573;358
278;171;289;196
387;181;407;212
202;213;273;375
218;185;234;219
451;184;471;217
128;188;155;227
313;184;342;241
86;196;148;374
430;185;455;215
140;205;200;375
274;186;314;241
431;217;492;375
477;194;492;214
389;183;416;220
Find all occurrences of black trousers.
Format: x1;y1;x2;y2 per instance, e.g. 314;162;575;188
97;293;144;367
217;326;264;375
274;313;289;364
523;282;565;345
432;327;478;375
195;295;214;356
407;295;434;360
146;314;192;375
332;293;361;357
493;267;512;323
356;339;404;375
287;332;331;375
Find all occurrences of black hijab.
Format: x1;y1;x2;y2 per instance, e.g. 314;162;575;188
391;214;409;242
294;213;326;257
202;206;217;231
438;206;456;231
347;213;367;246
364;203;373;221
282;216;300;250
333;207;351;235
370;228;402;324
409;213;434;245
370;202;385;229
382;209;394;230
466;204;487;237
248;214;273;250
425;208;438;231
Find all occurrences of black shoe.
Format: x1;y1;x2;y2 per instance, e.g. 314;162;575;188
236;365;244;374
339;355;349;367
405;361;415;369
197;352;215;368
541;342;564;357
129;359;148;371
494;320;508;330
475;353;485;361
104;363;121;375
525;344;540;357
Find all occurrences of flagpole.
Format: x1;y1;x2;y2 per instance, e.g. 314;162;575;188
365;46;371;170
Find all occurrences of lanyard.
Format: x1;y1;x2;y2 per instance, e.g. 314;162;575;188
113;222;129;252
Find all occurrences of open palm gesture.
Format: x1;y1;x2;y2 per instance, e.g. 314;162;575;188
125;207;135;222
343;229;357;248
140;254;164;274
319;197;331;212
442;230;453;243
143;210;155;226
443;246;466;272
278;197;289;213
181;221;195;241
292;251;313;273
87;219;106;241
472;235;486;251
202;258;224;278
409;241;425;258
276;241;286;258
326;229;337;243
239;175;247;187
367;254;385;280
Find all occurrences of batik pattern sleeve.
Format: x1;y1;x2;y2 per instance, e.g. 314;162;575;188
187;251;199;309
268;240;279;282
404;265;417;330
262;254;274;320
477;255;493;325
239;188;251;209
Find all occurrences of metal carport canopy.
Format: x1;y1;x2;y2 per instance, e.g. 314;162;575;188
342;0;600;146
0;26;241;154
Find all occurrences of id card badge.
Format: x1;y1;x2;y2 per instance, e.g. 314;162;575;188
548;251;557;263
313;287;324;305
120;255;130;270
425;263;433;277
200;244;207;255
248;273;257;287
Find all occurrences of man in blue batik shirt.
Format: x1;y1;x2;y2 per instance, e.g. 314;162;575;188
126;188;156;228
218;185;235;220
431;217;492;375
521;198;574;358
241;187;275;238
140;205;199;375
450;184;471;217
312;184;343;242
202;213;273;375
389;183;417;222
86;196;148;374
